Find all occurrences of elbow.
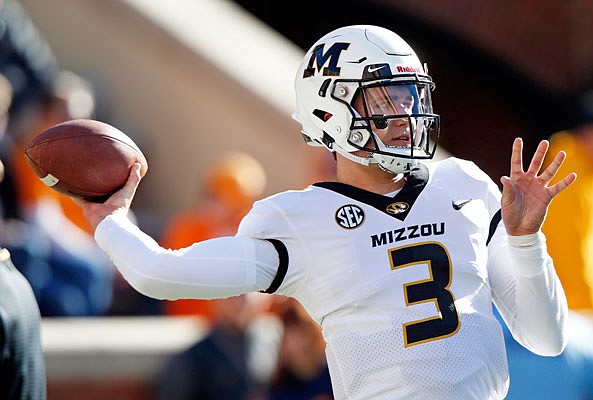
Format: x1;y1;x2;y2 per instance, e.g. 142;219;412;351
539;302;570;356
120;269;177;300
126;276;168;300
543;321;570;356
519;287;569;356
530;339;567;357
114;249;185;301
533;331;567;356
550;340;568;357
520;322;568;357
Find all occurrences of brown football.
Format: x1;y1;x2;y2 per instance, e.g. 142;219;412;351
24;119;148;202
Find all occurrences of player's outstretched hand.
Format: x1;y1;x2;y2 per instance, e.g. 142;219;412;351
500;138;576;236
74;163;143;232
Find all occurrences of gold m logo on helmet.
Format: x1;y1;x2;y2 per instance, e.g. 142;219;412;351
386;202;409;215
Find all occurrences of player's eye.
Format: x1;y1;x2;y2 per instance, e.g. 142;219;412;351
373;102;392;114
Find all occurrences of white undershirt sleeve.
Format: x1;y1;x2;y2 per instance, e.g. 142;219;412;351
94;213;279;300
488;228;568;356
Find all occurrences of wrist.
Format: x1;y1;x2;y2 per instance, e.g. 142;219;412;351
88;206;127;233
507;231;543;248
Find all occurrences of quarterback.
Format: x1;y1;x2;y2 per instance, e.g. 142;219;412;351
76;26;576;399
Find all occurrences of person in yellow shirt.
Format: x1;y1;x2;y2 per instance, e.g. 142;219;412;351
543;90;593;311
501;90;593;399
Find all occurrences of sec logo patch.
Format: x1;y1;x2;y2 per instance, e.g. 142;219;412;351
335;204;365;229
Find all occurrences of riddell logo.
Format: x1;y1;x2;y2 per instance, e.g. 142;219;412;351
396;65;422;73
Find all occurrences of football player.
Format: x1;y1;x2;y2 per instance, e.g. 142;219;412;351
75;25;576;399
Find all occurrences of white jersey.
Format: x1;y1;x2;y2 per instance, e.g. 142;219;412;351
236;158;564;400
94;157;567;400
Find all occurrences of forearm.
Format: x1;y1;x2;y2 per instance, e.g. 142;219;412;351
490;231;568;356
94;214;277;300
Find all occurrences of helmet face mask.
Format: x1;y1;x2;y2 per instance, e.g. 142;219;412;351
293;25;440;175
346;80;439;172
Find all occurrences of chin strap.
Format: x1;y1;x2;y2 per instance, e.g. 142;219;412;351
335;147;373;166
335;146;414;175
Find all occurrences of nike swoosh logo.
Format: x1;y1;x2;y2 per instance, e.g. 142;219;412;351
366;65;387;73
452;199;473;210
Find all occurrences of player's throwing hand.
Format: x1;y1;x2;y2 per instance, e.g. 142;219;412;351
74;163;143;231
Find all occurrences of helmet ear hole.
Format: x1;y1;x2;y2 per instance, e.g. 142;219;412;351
322;132;335;149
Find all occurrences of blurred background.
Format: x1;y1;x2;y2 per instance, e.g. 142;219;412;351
12;0;593;232
2;0;593;399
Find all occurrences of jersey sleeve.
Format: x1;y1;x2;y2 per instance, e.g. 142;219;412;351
94;213;279;300
487;211;568;356
237;196;306;298
455;157;568;355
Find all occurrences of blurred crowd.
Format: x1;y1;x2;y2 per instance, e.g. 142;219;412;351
0;1;334;398
0;0;113;318
1;0;593;399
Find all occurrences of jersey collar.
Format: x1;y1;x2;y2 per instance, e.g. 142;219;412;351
313;163;429;221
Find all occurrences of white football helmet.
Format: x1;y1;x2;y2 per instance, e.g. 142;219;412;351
293;25;440;174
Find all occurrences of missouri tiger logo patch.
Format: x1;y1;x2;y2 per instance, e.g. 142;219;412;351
386;202;409;215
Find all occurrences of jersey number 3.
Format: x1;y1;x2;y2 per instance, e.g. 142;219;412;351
389;242;461;347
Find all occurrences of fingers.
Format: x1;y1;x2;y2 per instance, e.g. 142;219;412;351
548;172;577;198
538;150;566;184
119;163;142;201
510;138;562;182
499;175;514;208
510;138;577;198
510;138;523;176
526;140;549;176
130;163;142;183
